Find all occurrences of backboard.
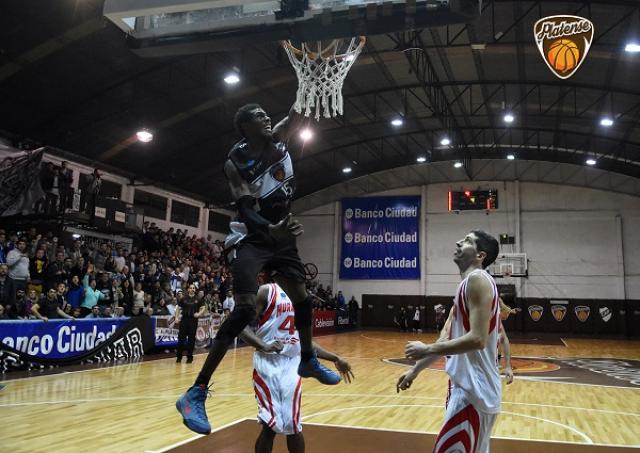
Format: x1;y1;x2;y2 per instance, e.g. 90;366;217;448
488;252;528;278
103;0;480;56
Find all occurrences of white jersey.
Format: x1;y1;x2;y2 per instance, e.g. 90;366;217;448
445;269;501;414
255;283;301;359
253;283;302;435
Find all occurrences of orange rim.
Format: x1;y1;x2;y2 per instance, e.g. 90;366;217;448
282;36;366;60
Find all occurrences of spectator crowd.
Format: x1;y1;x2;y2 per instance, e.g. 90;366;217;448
0;223;232;321
0;223;358;323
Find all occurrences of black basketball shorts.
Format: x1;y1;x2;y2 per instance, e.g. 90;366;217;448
231;236;306;295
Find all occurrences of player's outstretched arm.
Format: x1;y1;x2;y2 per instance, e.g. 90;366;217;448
272;107;304;143
499;322;514;385
313;342;354;383
238;327;283;354
396;355;439;392
436;304;456;343
405;273;493;359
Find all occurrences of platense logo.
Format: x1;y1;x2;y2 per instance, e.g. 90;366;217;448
534;15;594;79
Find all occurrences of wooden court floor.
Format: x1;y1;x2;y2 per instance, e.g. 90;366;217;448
1;331;639;452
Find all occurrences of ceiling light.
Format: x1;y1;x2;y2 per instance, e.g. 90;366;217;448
503;113;515;123
136;130;153;143
507;154;515;160
440;137;451;146
416;156;427;163
453;162;463;168
599;117;614;127
391;118;403;127
586;158;596;166
342;167;352;173
72;233;81;239
625;43;640;53
224;73;240;84
299;128;313;141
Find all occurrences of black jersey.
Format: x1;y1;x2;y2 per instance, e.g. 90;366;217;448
227;139;295;224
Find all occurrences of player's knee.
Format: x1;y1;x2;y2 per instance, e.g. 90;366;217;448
215;304;256;345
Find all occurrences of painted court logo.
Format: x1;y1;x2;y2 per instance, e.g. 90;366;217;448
534;15;594;79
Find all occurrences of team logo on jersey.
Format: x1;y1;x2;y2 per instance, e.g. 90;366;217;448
599;306;612;323
534;15;594;79
528;305;543;321
271;164;286;182
575;306;591;322
551;305;567;322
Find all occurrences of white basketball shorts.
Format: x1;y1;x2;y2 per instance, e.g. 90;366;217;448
432;384;498;453
253;353;302;435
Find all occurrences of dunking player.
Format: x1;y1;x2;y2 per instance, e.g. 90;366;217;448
176;105;341;434
239;282;354;453
397;230;504;453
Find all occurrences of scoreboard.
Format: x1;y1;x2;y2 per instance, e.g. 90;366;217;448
448;190;498;211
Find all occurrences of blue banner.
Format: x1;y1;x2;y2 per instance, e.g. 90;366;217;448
340;196;420;279
0;318;128;359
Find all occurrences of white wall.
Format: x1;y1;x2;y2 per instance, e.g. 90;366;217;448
295;181;640;305
43;152;230;240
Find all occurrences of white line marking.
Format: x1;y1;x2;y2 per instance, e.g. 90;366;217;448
146;417;251;453
302;420;635;448
3;392;638;418
302;404;593;445
560;338;568;347
500;410;593;444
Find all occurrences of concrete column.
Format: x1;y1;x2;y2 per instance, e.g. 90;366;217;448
332;201;340;299
420;184;427;296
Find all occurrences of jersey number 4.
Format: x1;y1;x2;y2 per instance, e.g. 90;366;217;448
278;315;295;335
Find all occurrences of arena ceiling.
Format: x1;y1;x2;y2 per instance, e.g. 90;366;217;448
1;0;639;206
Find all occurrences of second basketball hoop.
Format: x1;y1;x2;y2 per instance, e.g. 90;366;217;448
282;37;366;121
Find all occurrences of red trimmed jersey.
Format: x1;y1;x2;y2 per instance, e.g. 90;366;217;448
445;269;501;414
255;283;301;359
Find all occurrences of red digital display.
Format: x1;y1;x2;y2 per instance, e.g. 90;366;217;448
448;190;498;211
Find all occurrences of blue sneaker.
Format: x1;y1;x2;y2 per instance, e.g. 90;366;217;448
298;356;341;385
176;384;212;434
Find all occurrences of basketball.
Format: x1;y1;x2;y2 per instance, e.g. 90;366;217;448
547;39;580;73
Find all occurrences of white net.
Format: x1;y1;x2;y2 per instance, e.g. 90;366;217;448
283;37;366;121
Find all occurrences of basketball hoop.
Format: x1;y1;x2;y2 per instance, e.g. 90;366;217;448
282;37;366;121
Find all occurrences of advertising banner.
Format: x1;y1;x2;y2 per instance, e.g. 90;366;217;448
155;314;223;349
340;196;420;279
336;308;353;331
0;317;155;373
313;310;336;336
0;318;129;359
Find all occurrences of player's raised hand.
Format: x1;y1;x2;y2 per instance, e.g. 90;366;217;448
335;357;354;384
287;217;304;237
269;214;302;240
396;369;417;393
405;341;430;360
263;340;284;354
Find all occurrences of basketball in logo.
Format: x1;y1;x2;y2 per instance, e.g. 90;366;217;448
547;39;580;74
575;306;591;323
551;305;567;322
533;15;594;79
528;305;543;322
